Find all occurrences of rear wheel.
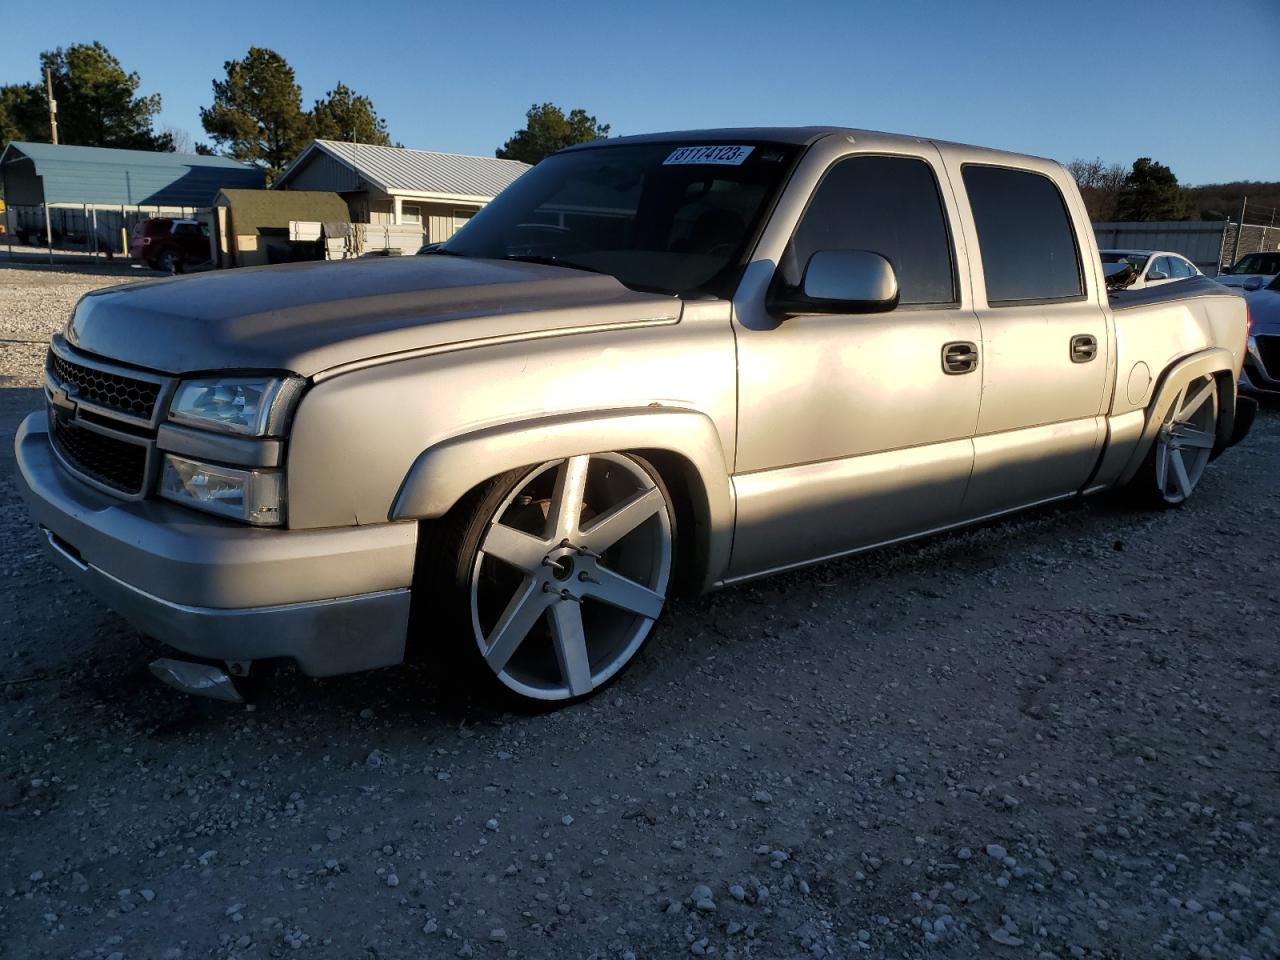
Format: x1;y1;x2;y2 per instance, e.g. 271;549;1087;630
422;453;675;705
1136;375;1219;506
158;249;183;274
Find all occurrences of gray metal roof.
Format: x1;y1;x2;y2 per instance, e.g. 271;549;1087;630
0;141;263;206
276;140;529;200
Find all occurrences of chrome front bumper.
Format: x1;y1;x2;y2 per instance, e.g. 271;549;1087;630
14;412;417;677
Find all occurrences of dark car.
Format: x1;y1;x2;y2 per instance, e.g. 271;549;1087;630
1241;273;1280;396
129;218;211;273
1218;251;1280;291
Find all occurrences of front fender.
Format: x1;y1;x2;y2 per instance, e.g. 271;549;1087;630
391;407;734;591
1116;347;1238;486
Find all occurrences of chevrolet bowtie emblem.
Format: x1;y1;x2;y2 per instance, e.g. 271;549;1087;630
48;381;77;411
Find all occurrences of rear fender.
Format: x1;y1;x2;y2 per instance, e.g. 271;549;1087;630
1116;347;1237;486
391;407;734;592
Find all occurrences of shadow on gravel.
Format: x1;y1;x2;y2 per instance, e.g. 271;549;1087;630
15;402;1277;741
81;491;1117;737
0;388;47;475
0;256;150;278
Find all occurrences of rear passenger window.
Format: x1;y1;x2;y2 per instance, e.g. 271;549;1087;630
787;155;956;305
962;165;1083;304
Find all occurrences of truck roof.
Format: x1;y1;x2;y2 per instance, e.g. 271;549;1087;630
561;126;1058;168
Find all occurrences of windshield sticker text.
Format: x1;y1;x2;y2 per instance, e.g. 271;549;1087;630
663;145;754;166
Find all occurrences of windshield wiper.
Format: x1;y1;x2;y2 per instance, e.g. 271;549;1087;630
500;254;608;276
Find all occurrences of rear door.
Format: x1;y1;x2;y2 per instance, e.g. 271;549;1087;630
173;221;209;262
943;159;1111;517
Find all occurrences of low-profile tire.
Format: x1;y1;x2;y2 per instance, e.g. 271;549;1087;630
1129;374;1219;508
416;453;675;707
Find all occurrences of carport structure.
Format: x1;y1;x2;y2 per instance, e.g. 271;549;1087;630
0;141;263;261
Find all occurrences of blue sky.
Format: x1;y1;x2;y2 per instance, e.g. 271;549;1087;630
6;0;1278;185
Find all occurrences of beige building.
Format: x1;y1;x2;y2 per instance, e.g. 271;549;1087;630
211;189;350;267
272;140;530;244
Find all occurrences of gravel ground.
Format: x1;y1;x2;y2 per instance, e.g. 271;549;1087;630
1;265;1278;960
0;264;140;388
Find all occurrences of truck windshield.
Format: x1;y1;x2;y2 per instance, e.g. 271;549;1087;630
1228;253;1280;275
439;141;800;298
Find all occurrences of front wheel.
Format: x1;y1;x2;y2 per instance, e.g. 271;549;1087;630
1135;375;1219;506
422;453;675;705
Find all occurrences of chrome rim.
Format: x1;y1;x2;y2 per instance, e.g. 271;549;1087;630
1154;376;1217;504
469;454;672;700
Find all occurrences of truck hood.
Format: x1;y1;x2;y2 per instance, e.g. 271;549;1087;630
66;255;679;377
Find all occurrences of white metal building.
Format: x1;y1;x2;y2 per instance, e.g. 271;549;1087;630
272;140;529;243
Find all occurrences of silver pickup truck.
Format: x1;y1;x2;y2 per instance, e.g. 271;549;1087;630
15;127;1254;706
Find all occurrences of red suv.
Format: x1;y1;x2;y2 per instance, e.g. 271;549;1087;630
129;218;211;273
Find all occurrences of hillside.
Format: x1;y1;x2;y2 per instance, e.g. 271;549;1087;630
1185;181;1280;222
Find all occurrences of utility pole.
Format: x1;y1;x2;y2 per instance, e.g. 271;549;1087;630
44;65;58;144
1230;197;1247;272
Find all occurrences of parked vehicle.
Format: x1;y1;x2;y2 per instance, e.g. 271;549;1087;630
1217;251;1280;291
1099;249;1201;290
15;127;1254;707
129;218;210;274
1240;273;1280;395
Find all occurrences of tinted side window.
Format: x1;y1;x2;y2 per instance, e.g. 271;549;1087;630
962;165;1083;304
788;155;956;305
1171;257;1194;278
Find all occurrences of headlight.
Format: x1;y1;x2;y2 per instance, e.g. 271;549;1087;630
159;454;284;526
168;375;304;437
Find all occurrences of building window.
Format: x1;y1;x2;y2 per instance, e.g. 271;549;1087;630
401;204;422;225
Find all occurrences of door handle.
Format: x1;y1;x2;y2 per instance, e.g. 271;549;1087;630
1070;334;1098;363
942;341;979;375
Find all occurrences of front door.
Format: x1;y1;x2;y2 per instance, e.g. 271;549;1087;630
729;145;982;580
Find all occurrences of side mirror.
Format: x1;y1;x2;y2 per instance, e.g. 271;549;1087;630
770;250;899;317
1146;270;1168;282
1243;276;1265;291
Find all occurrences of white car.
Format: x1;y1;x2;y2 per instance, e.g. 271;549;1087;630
1100;249;1201;290
1217;251;1280;291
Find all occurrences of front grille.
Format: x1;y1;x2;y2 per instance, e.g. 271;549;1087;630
1256;336;1280;381
51;415;147;495
48;351;162;420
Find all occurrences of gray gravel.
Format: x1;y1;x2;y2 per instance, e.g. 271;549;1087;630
0;265;140;388
1;265;1279;959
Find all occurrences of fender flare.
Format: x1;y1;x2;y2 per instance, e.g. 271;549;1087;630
1116;347;1238;486
390;407;734;592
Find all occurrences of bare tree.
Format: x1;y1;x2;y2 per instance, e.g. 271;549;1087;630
1066;157;1127;221
159;125;194;154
